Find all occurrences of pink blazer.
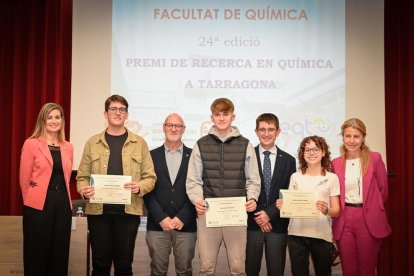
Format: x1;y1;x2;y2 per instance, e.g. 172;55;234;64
19;137;74;210
332;152;391;239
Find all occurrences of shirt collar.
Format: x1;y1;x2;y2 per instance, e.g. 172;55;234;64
164;143;183;153
259;145;277;156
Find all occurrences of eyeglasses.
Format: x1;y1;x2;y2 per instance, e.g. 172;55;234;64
257;128;278;134
107;107;128;114
164;123;185;130
304;147;321;154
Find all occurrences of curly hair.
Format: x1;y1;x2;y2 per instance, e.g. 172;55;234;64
297;135;332;176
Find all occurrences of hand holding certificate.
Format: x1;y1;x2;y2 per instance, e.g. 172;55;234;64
89;174;132;204
205;197;247;227
279;189;319;218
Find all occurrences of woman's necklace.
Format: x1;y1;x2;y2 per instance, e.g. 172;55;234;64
47;137;59;146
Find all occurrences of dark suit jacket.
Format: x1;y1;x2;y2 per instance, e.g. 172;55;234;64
144;145;197;232
247;146;296;233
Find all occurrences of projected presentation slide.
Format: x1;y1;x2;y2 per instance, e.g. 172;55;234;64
111;0;345;155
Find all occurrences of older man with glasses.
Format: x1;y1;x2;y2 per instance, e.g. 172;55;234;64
144;113;197;276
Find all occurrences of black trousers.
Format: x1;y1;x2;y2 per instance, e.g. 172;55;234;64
23;189;72;276
88;213;140;276
288;235;333;276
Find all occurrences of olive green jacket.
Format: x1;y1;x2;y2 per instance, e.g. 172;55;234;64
76;129;156;215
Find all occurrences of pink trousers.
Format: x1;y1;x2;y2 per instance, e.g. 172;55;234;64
337;206;382;276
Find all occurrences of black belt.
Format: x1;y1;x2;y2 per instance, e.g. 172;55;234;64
345;202;363;207
48;185;66;194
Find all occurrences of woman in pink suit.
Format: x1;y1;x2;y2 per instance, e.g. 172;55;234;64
332;118;391;276
19;103;74;276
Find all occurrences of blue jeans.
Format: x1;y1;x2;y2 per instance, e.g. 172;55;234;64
246;230;287;276
288;235;333;276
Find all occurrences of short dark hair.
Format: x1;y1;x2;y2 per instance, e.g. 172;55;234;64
105;94;129;111
210;98;234;113
256;113;279;130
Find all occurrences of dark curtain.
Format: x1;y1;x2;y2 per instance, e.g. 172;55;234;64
0;0;72;215
380;0;414;275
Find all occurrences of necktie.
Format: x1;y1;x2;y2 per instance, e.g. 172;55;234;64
263;151;272;203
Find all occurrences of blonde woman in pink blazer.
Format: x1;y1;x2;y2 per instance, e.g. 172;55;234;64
332;118;391;276
19;103;74;276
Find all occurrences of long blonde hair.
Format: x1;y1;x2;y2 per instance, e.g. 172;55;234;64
30;103;66;142
340;118;370;175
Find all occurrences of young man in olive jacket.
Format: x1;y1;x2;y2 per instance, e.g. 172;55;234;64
77;95;156;275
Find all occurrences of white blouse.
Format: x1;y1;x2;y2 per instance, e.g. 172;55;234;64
345;159;363;203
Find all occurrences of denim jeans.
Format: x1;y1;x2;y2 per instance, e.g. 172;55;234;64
288;235;333;276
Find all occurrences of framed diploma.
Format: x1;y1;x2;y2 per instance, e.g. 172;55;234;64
279;189;319;218
205;197;247;227
89;174;132;204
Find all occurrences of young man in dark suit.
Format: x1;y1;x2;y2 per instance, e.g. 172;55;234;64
144;113;197;276
246;113;296;276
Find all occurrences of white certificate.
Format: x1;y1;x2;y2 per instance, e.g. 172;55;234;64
89;174;132;204
205;197;247;227
280;189;319;218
